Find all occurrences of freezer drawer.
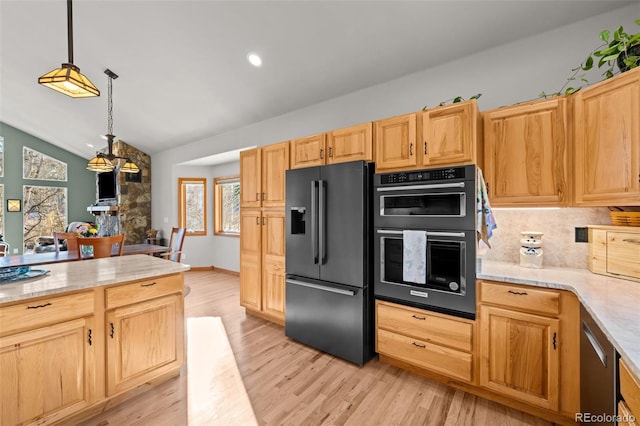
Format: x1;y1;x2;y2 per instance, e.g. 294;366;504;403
285;277;374;365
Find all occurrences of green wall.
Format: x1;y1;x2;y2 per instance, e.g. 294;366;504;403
0;122;95;254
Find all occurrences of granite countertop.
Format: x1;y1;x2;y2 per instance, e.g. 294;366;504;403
478;260;640;379
0;255;190;305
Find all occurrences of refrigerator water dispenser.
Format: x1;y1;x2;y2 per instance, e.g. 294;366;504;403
290;207;306;234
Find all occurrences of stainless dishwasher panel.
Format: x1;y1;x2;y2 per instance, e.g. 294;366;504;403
580;304;618;425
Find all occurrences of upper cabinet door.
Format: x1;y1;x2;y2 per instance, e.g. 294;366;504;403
290;133;326;169
374;113;417;171
240;148;262;208
573;68;640;206
422;99;480;167
261;141;290;208
483;97;570;207
326;122;373;165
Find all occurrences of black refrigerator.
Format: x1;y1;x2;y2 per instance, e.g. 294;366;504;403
285;160;375;365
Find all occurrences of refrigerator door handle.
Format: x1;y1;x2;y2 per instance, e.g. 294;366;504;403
319;180;326;264
311;180;319;264
287;279;356;296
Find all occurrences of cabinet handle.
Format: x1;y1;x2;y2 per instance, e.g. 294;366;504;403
320;148;324;159
256;217;259;225
255;193;259;201
508;290;528;296
409;143;413;156
424;141;428;155
88;329;93;346
262;192;266;201
329;147;333;158
553;332;557;350
262;217;266;225
141;281;157;287
26;302;52;310
411;314;426;320
486;183;490;195
622;239;640;245
110;322;115;339
412;342;426;349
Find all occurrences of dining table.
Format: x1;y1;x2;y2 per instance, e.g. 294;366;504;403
0;243;171;268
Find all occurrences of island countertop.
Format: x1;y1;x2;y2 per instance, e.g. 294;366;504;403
478;260;640;379
0;254;190;305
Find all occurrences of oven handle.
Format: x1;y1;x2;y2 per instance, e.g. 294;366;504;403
376;229;466;238
376;182;465;192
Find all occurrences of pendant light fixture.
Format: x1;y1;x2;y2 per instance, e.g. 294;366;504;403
87;69;140;174
38;0;99;98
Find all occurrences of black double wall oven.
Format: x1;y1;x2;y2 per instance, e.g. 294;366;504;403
373;164;477;319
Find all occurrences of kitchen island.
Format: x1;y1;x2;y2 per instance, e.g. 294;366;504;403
0;255;189;425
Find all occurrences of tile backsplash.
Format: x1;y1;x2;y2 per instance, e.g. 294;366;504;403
479;207;612;270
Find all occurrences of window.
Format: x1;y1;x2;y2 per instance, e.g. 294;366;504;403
214;176;240;236
23;185;68;251
23;147;67;181
178;177;207;236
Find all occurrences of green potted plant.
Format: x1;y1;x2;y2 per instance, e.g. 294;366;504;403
540;19;640;98
584;19;640;79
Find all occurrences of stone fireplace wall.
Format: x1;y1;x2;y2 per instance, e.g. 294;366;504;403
114;140;151;245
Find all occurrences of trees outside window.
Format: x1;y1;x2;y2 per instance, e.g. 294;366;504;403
178;177;207;236
23;185;67;251
214;176;240;236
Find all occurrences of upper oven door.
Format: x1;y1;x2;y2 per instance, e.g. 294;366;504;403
374;181;475;230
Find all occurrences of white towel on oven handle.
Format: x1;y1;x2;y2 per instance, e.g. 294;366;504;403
402;230;427;284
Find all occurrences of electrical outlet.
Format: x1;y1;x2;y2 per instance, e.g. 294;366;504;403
163;217;169;223
575;227;588;243
13;248;18;254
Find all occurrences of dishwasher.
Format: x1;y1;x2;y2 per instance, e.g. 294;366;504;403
580;304;619;425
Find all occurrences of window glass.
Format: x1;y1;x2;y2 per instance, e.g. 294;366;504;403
23;146;68;181
23;185;68;252
179;177;206;236
214;177;240;235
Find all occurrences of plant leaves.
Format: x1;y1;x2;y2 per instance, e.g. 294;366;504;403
600;29;610;42
470;93;482;100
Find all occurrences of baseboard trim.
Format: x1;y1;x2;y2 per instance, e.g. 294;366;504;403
187;265;240;276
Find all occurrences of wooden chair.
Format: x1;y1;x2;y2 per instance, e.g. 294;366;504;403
76;235;125;259
160;227;186;262
53;232;79;253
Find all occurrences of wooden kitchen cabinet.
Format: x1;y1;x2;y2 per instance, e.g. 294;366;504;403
106;292;183;396
290;122;373;169
240;141;289;208
422;99;481;167
573;66;640;206
374;112;418;171
483;97;570;207
240;209;286;324
0;292;97;425
619;358;640;426
375;300;475;382
478;281;580;415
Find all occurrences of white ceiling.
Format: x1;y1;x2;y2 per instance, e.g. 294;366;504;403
0;0;634;164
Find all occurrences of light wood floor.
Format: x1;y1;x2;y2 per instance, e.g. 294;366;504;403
79;270;552;426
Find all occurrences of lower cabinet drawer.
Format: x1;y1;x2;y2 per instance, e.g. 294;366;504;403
106;274;182;309
620;359;640;422
480;281;560;316
377;328;472;382
377;302;473;352
618;401;639;426
0;291;94;336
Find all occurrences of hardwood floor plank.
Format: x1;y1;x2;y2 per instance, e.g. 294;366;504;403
79;270;553;426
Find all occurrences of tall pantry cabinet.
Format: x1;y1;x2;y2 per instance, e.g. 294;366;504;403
240;142;289;324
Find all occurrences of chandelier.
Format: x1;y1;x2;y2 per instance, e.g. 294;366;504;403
38;0;99;98
87;69;140;173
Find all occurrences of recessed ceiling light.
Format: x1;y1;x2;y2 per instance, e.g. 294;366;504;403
86;143;94;148
247;53;262;67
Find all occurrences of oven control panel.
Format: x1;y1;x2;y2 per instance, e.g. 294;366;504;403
379;165;470;185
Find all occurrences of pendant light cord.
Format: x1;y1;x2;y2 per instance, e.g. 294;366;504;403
67;0;74;64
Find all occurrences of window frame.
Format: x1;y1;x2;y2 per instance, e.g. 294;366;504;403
214;176;240;237
178;177;207;236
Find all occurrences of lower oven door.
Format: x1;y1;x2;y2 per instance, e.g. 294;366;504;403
374;229;476;319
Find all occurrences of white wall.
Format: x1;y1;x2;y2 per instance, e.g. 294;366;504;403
169;162;240;270
152;4;639;270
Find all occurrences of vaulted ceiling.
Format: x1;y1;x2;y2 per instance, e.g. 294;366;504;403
0;1;634;162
